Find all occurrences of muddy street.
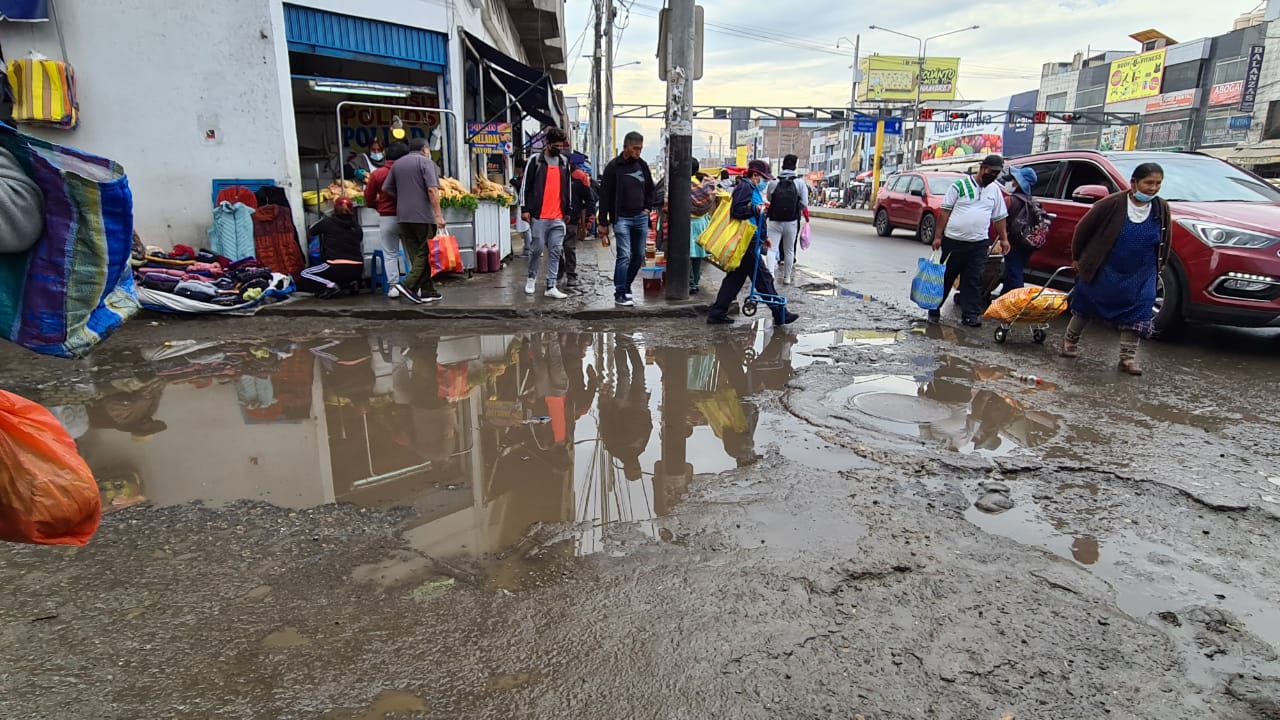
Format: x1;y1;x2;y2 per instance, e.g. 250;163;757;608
2;238;1280;717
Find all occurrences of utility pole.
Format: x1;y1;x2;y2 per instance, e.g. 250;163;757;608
838;35;860;194
603;0;615;159
590;0;603;168
664;0;694;300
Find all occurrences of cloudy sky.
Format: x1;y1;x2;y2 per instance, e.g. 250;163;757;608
559;0;1264;159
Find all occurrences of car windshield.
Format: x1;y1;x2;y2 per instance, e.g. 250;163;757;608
1107;154;1280;203
927;176;957;195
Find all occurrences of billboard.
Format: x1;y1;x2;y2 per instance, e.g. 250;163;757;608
859;56;960;102
920;91;1039;161
1106;49;1166;104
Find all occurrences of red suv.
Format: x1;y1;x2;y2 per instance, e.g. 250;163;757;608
873;171;963;244
1006;151;1280;333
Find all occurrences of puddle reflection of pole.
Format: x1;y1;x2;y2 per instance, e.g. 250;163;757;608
657;347;690;517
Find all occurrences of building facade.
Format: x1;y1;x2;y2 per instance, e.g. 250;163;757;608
0;0;567;249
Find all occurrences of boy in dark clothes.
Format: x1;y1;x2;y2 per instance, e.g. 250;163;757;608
298;196;364;297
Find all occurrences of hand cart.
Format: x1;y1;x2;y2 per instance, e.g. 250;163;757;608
991;266;1073;345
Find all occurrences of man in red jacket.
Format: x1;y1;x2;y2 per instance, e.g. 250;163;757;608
363;142;410;298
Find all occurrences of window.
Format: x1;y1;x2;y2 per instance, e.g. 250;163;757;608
1107;154;1280;202
1138;118;1190;150
907;176;925;195
1201;108;1250;147
1265;101;1280;141
1017;161;1065;198
1074;86;1105;109
1213;57;1247;85
1162;61;1203;93
1063;161;1117;199
927;176;957;195
888;176;909;193
1044;92;1068;112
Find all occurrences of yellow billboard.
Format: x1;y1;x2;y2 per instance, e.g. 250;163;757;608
1106;49;1166;104
858;56;960;102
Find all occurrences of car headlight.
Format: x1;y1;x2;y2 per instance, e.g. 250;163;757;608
1177;220;1280;249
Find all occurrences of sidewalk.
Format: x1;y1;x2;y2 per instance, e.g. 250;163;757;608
808;207;874;224
260;235;708;321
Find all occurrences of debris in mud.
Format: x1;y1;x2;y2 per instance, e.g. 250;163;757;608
975;480;1015;514
411;577;457;602
261;626;309;649
1226;674;1280;717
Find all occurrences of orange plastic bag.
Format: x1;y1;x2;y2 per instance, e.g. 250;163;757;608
0;390;101;545
429;232;465;276
983;285;1070;325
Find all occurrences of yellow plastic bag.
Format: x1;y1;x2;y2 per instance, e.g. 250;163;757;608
983;285;1070;325
695;191;756;271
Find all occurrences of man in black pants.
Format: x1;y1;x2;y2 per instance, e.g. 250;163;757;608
706;160;798;327
930;154;1011;327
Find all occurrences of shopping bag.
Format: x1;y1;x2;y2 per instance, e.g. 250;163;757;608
696;192;756;271
0;123;140;359
799;221;812;250
0;390;101;546
983;285;1070;325
910;251;947;310
429;232;464;276
6;57;79;129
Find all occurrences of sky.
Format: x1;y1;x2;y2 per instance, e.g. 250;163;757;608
559;0;1266;160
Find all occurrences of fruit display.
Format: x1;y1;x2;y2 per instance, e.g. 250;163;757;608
472;177;515;206
923;133;1004;160
439;176;479;211
304;179;364;207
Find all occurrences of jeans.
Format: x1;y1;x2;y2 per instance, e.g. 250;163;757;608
399;222;437;294
938;237;991;321
528;218;566;287
613;213;649;298
1001;243;1034;294
767;219;800;283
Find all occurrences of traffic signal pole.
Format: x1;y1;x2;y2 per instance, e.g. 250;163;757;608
664;0;694;300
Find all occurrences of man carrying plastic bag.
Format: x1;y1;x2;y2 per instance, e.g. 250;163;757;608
911;250;947;311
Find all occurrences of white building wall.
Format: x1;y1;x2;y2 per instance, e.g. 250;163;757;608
1034;69;1079;153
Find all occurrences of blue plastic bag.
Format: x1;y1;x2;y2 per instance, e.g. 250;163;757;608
910;251;947;310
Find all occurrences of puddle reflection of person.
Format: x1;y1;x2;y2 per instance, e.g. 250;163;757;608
708;330;796;467
86;378;168;439
600;334;652;481
408;338;458;466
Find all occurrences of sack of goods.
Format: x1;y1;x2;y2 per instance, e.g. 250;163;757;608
910;251;947;310
696;190;755;271
983;285;1070;325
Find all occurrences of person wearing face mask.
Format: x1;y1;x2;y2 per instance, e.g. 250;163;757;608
706;160;799;327
1061;162;1170;376
930;154;1011;327
519;126;573;299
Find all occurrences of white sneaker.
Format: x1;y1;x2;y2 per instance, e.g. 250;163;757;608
544;287;569;300
625;292;634;300
386;287;401;299
615;296;635;307
525;278;536;295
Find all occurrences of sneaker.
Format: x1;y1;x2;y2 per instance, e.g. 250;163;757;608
525;278;537;295
387;287;401;299
615;296;635;307
394;284;425;305
962;317;983;328
420;291;443;303
544;287;569;299
690;286;700;295
707;315;734;325
625;292;634;300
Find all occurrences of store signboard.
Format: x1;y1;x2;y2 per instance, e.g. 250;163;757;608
920;91;1038;161
1138;116;1189;149
1229;115;1253;130
1209;81;1244;107
467;122;513;155
1106;49;1166;104
339;97;439;151
1099;126;1129;151
1240;45;1265;113
1144;90;1196;113
859;56;960;102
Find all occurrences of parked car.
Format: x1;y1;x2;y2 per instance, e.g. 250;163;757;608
1006;150;1280;333
873;171;964;243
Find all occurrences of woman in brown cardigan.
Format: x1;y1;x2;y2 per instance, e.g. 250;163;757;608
1063;162;1171;375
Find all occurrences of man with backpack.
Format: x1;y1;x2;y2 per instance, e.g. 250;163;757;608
558;161;597;288
1000;166;1048;293
519;126;573;299
765;154;808;285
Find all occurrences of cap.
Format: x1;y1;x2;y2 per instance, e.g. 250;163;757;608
333;196;355;214
981;154;1005;168
747;159;774;180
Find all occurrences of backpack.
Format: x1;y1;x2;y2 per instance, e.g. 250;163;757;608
1009;193;1051;249
767;177;801;222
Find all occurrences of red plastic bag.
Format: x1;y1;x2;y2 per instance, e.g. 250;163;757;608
0;390;101;545
429;232;464;276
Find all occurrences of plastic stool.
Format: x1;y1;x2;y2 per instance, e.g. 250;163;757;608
640;265;665;294
370;248;410;295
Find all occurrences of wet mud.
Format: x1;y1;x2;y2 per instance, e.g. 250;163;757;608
1;310;1278;718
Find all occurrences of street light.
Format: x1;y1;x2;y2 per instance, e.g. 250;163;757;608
837;35;860;195
869;24;979;168
613;61;641;69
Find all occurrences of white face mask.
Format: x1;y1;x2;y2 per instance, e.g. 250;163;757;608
370;152;385;162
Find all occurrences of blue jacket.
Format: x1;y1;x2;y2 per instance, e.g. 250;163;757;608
208;201;256;261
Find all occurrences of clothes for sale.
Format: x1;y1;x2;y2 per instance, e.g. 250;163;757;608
209;201;256;261
254;186;291;210
215;186;258;209
174;279;217;301
251;203;305;277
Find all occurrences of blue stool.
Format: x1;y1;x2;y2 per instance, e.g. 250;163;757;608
370;248;410;295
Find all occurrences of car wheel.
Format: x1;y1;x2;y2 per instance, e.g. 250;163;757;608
874;209;893;237
1153;263;1184;337
918;213;936;244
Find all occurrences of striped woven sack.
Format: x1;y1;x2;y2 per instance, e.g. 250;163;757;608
0;123;139;358
429;232;464;276
6;58;78;129
695;191;755;271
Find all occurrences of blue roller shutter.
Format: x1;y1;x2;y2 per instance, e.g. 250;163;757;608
283;5;448;73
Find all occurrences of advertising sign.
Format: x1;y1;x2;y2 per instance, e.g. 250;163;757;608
920;92;1039;161
339;99;439;152
1240;45;1265;113
1138;117;1189;150
859;56;960;102
1209;81;1244;107
467;122;513;155
1144;90;1196;113
1106;49;1166;104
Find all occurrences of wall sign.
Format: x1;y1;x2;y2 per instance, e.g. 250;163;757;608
1240;45;1265;113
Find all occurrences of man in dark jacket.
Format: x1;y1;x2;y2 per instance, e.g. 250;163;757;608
558;162;597;288
597;131;656;307
707;160;798;327
520;126;573;299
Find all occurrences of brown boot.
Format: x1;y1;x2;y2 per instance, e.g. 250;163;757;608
1060;336;1080;358
1119;358;1144;376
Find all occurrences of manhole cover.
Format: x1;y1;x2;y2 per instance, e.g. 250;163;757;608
851;392;952;424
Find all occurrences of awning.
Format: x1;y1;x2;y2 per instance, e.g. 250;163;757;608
1224;140;1280;166
0;1;48;21
463;32;560;128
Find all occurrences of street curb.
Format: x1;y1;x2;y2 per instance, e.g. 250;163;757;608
255;300;707;322
809;210;873;224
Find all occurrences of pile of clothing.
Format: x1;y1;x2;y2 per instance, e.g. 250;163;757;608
134;244;287;307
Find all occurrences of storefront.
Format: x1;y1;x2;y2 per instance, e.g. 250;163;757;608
1137;112;1194;151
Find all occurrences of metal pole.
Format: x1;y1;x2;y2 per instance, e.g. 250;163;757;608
604;0;615;159
871;119;885;205
591;0;604;168
912;38;924;169
841;35;860;193
664;0;694;300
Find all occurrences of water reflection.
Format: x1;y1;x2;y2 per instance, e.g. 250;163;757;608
28;328;801;564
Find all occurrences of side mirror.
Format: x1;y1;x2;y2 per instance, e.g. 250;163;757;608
1071;185;1110;204
909;189;925;198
